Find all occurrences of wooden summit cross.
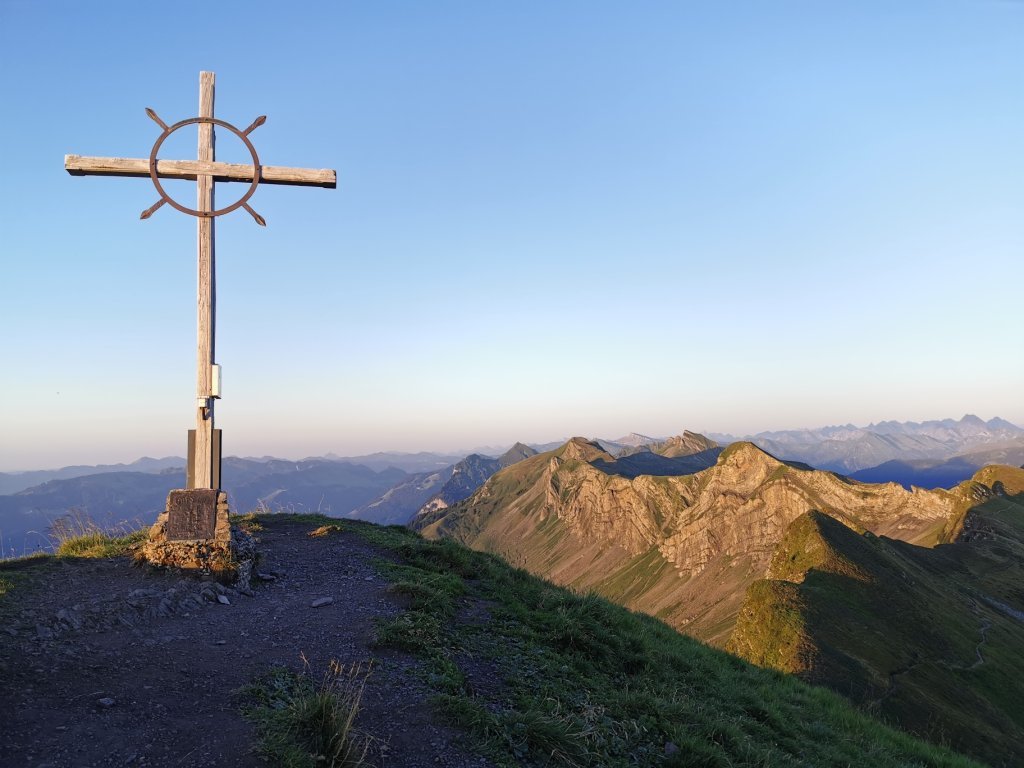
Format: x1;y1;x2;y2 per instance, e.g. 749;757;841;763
66;71;335;501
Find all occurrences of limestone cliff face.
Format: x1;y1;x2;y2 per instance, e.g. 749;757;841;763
655;443;959;577
539;440;959;574
415;436;972;644
546;450;662;558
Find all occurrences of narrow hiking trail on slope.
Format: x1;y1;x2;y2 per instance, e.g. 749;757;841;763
0;518;494;768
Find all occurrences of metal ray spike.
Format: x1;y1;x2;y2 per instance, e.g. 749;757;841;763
242;115;267;135
140;198;166;220
243;203;266;226
145;108;169;131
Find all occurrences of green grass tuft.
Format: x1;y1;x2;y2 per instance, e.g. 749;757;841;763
240;658;370;768
54;528;148;558
47;512;148;559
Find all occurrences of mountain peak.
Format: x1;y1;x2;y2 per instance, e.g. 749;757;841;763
559;437;613;464
718;441;780;467
987;416;1022;432
654;431;719;458
498;442;539;468
612;433;657;448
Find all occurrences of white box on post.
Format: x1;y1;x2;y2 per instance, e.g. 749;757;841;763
211;364;222;399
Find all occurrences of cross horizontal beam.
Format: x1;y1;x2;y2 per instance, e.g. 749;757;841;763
64;154;336;189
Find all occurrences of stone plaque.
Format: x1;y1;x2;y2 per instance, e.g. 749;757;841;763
165;489;219;540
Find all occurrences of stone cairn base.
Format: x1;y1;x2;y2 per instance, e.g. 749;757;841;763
140;489;256;590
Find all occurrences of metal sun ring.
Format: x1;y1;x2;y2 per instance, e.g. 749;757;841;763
148;116;261;218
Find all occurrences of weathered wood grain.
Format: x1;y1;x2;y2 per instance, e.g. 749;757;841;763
64;155;336;188
194;71;216;491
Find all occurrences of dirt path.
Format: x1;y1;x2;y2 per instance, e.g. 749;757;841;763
0;520;493;768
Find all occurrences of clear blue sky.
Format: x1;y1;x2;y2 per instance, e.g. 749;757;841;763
1;1;1021;470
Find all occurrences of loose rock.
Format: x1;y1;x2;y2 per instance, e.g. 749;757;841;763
310;597;333;608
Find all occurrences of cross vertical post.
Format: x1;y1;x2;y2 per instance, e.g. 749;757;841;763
195;71;216;490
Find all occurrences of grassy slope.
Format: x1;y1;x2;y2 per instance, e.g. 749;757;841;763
728;471;1024;767
344;516;982;767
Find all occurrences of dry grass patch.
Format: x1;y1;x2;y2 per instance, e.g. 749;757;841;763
241;657;372;768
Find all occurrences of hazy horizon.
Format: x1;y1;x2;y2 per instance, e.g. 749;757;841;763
2;3;1021;473
1;411;1019;474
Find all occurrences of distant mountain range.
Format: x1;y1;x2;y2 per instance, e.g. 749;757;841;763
319;451;465;474
414;443;539;520
0;458;404;557
3;415;1021;556
413;434;1024;765
711;414;1024;474
349;467;455;526
0;469;184;555
0;457;184;496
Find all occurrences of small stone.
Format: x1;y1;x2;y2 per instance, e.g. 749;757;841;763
97;697;116;708
310;597;333;608
665;741;679;756
256;572;276;582
214;640;227;646
216;595;230;605
364;576;374;581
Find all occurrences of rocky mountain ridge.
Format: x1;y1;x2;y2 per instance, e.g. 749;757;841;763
414;435;977;642
415;443;538;519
